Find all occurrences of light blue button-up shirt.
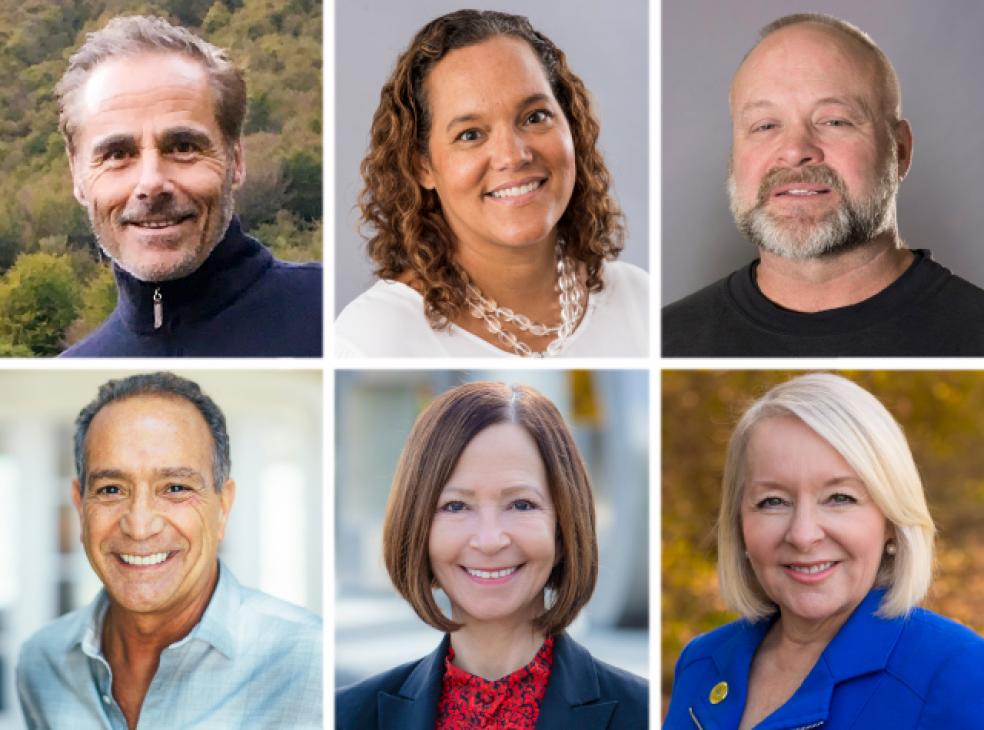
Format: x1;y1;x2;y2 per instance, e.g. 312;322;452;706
16;561;322;729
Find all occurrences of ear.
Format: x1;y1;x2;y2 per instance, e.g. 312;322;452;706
894;119;913;181
71;479;84;537
415;152;436;191
230;140;245;190
217;479;237;540
68;153;86;206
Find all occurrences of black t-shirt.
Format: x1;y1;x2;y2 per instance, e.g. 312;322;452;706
662;250;984;356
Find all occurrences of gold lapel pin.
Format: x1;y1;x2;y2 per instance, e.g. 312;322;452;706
709;681;728;705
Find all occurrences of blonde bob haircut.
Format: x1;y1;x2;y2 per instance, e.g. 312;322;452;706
718;373;935;620
383;381;598;635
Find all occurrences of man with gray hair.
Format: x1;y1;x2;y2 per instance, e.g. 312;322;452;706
663;13;984;356
16;372;322;728
57;15;322;357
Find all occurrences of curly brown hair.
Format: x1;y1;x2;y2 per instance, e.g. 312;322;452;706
359;9;624;328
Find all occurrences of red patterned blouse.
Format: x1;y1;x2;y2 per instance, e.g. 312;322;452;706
434;637;555;729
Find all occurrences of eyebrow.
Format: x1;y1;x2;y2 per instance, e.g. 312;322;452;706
91;134;138;159
747;475;864;491
90;127;214;159
160;127;214;150
737;95;871;120
86;466;205;484
440;484;545;498
443;93;554;132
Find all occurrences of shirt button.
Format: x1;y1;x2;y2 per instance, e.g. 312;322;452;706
102;694;111;705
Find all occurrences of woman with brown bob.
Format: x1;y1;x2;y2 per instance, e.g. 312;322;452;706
335;10;648;357
335;382;648;728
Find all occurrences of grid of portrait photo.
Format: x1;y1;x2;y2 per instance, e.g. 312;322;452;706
1;1;982;729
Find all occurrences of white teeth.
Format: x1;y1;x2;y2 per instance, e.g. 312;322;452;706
119;552;169;566
788;561;835;574
490;180;541;199
467;566;518;579
785;189;820;196
136;219;181;228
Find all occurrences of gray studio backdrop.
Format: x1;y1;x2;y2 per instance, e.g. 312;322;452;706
335;0;648;314
662;1;984;305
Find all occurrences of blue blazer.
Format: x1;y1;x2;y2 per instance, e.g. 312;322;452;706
336;633;647;729
664;589;984;729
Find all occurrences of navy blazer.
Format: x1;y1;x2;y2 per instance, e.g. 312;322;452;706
336;633;647;729
665;589;984;729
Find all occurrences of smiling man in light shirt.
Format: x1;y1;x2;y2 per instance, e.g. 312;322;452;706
16;372;321;729
663;13;984;356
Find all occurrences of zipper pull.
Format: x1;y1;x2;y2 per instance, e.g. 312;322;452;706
153;287;163;330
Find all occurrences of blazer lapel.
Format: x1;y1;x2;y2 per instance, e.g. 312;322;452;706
378;636;449;730
535;634;616;730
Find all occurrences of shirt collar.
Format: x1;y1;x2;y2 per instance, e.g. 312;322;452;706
67;559;240;662
112;217;274;334
711;589;902;730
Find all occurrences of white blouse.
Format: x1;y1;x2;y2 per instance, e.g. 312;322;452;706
334;261;649;358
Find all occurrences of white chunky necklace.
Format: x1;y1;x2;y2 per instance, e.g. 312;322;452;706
462;245;584;357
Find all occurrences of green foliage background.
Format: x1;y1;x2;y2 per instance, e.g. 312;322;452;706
662;370;984;713
0;0;322;356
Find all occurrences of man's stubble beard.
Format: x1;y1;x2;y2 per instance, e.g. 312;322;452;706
727;143;899;261
87;165;237;283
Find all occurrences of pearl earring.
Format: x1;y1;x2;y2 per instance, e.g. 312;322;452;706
886;541;897;556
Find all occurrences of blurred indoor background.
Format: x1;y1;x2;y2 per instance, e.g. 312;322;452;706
335;369;649;687
0;369;322;730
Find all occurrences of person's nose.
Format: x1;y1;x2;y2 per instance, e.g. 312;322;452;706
133;149;173;201
491;127;534;170
775;122;824;168
784;501;825;551
469;509;511;554
119;490;166;541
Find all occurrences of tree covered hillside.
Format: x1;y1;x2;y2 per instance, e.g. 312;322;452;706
0;0;322;355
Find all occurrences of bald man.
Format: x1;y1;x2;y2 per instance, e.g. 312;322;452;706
663;13;984;356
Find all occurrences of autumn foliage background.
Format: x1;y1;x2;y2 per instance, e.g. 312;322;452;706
0;0;322;355
662;370;984;710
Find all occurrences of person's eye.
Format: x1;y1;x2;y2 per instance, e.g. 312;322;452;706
755;496;786;509
822;119;853;128
511;499;538;511
439;500;467;513
95;485;122;496
165;483;191;494
524;109;552;125
752;122;778;133
828;492;858;505
455;129;482;143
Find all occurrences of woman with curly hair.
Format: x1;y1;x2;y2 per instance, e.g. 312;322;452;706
335;10;648;357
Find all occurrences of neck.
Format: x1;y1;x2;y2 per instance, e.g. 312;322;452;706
448;619;547;681
456;237;560;319
755;233;913;312
770;603;855;661
102;566;218;667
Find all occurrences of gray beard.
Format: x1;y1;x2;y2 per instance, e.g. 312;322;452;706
728;155;899;260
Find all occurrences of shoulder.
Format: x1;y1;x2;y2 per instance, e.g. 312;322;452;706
602;260;649;294
59;311;126;357
335;656;425;728
234;582;322;648
674;618;748;673
888;607;984;687
264;258;323;298
588;652;648;709
552;633;648;724
884;608;984;725
17;604;91;686
662;271;736;324
334;280;439;357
